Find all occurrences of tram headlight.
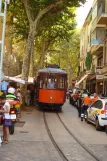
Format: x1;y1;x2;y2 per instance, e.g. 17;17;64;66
50;96;52;100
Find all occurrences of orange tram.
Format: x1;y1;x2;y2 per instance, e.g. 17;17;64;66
36;65;67;110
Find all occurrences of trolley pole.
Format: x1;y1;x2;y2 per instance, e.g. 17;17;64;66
0;0;10;91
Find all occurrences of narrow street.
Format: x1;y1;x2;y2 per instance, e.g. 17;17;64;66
0;0;107;160
0;101;107;161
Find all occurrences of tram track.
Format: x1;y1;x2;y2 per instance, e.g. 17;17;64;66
57;113;101;161
43;112;69;161
44;111;101;161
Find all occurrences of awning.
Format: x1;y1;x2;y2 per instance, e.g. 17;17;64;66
75;74;88;87
4;76;25;84
15;74;34;84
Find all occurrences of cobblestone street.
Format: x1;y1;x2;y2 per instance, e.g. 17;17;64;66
0;141;63;161
0;101;107;161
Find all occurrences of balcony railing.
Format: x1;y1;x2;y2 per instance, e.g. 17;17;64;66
91;28;105;47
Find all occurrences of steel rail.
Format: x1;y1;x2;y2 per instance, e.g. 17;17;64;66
57;113;101;161
43;112;69;161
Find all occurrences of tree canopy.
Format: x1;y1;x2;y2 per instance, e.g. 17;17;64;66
6;0;86;84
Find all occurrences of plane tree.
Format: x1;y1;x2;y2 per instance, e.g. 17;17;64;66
49;31;80;87
7;0;86;83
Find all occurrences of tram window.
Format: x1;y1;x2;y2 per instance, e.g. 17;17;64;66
47;78;56;89
39;76;56;89
40;80;43;88
58;77;65;89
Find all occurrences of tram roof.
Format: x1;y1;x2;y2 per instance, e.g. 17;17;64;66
39;68;67;74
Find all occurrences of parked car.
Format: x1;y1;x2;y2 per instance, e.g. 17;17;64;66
69;88;88;107
69;88;80;106
86;98;107;131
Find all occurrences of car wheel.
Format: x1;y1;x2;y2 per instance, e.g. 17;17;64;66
95;119;102;131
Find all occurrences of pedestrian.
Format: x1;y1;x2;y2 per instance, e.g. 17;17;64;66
47;79;55;88
6;87;17;100
15;89;22;120
1;80;8;94
91;93;98;104
81;93;91;120
77;91;82;117
0;95;11;144
16;89;21;101
30;89;35;105
25;88;31;106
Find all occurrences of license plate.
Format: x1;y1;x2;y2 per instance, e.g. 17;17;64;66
10;114;16;120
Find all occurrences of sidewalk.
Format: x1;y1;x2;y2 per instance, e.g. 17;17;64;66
0;106;62;161
8;106;49;142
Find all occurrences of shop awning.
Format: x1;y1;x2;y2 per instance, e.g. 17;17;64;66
75;74;88;87
15;74;34;84
4;76;25;84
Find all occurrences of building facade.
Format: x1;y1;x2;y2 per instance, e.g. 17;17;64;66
78;0;107;95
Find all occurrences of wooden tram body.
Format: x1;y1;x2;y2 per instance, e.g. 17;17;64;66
36;67;67;110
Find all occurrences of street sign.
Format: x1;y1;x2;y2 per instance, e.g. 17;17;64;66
96;75;103;80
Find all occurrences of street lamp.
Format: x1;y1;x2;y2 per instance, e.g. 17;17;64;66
0;0;10;91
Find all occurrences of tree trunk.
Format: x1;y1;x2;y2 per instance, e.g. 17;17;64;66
21;26;35;102
35;39;49;78
22;27;35;81
29;44;35;77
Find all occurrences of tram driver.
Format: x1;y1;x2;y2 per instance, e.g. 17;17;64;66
47;79;55;89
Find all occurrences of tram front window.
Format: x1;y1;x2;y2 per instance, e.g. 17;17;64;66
40;77;56;89
47;79;55;89
58;77;65;89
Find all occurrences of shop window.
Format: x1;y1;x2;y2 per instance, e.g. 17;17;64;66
97;56;103;67
58;77;65;89
104;40;107;65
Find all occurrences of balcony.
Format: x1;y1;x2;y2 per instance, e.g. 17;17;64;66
97;2;107;25
91;43;104;55
91;28;105;55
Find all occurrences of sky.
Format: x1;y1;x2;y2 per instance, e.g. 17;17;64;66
76;0;94;28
